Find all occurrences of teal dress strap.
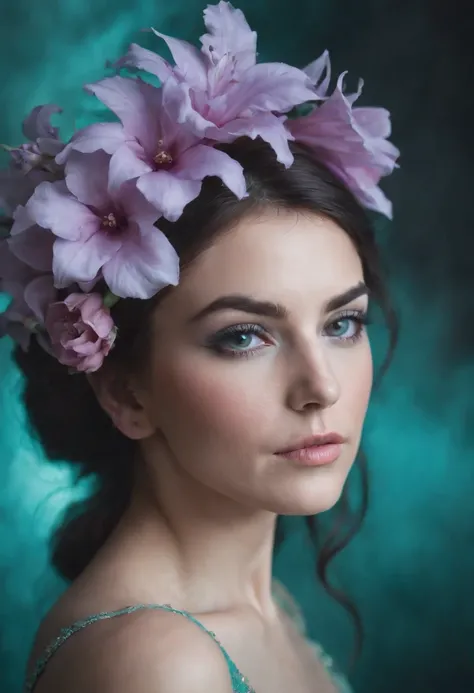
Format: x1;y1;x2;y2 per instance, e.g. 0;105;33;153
24;603;254;693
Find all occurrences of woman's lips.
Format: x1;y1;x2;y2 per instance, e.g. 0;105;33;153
275;433;345;466
276;443;342;466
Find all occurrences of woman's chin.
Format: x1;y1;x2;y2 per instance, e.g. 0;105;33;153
261;484;345;517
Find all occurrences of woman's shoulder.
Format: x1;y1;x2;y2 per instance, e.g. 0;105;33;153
28;603;234;693
271;579;307;633
272;580;354;693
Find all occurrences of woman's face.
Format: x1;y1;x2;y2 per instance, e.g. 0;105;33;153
135;209;373;516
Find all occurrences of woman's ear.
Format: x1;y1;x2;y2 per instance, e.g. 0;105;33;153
87;369;155;441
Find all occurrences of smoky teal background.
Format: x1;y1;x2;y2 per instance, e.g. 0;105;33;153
0;0;473;691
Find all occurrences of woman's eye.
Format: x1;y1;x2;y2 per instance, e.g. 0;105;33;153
223;332;264;351
325;313;367;342
209;325;269;356
208;312;367;357
326;318;357;338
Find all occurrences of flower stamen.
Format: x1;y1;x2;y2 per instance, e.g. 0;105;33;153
153;139;173;167
101;212;118;229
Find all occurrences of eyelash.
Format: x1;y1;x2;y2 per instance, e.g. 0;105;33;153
209;310;370;359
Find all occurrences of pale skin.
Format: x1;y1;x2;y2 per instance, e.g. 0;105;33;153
27;209;373;692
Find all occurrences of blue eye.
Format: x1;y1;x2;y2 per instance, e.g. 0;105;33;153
224;332;259;350
208;324;269;357
207;311;369;358
325;311;368;342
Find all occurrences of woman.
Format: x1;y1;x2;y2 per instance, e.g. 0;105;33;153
0;3;398;692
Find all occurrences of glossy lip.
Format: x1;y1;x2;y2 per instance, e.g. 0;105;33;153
275;433;345;467
276;432;345;455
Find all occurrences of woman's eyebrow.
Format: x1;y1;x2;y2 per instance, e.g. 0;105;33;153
189;282;368;323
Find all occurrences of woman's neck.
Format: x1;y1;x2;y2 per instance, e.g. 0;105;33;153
103;460;279;619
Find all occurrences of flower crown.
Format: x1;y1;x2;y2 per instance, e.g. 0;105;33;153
0;1;399;374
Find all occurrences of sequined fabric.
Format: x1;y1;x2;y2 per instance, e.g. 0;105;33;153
24;585;350;693
24;603;255;693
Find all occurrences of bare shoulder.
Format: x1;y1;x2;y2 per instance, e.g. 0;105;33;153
32;607;234;693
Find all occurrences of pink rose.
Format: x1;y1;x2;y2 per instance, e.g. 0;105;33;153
45;293;116;373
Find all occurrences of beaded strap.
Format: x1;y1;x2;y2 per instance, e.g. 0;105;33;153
24;603;254;693
25;587;351;693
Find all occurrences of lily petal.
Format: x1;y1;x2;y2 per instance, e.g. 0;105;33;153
176;144;247;200
207;113;294;167
108;145;152;198
56;122;129;165
353;107;391;139
344;166;393;218
288;73;399;218
85;77;162;151
303;50;331;97
52;232;120;288
103;222;179;299
151;29;208;90
162;78;213;135
112;42;174;82
65;151;110;208
119;179;160;226
22;104;62;141
201;1;257;74
161;78;201;154
137;170;201;221
26;181;98;241
224;62;316;122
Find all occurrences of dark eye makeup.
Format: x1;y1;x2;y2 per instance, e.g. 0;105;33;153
206;309;370;358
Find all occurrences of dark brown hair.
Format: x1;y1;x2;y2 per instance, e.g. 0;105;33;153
15;137;397;655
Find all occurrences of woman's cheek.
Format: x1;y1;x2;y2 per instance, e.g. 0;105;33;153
152;357;272;445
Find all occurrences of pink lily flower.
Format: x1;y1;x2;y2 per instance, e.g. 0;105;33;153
111;2;317;166
24;150;180;300
287;74;399;218
56;77;247;221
